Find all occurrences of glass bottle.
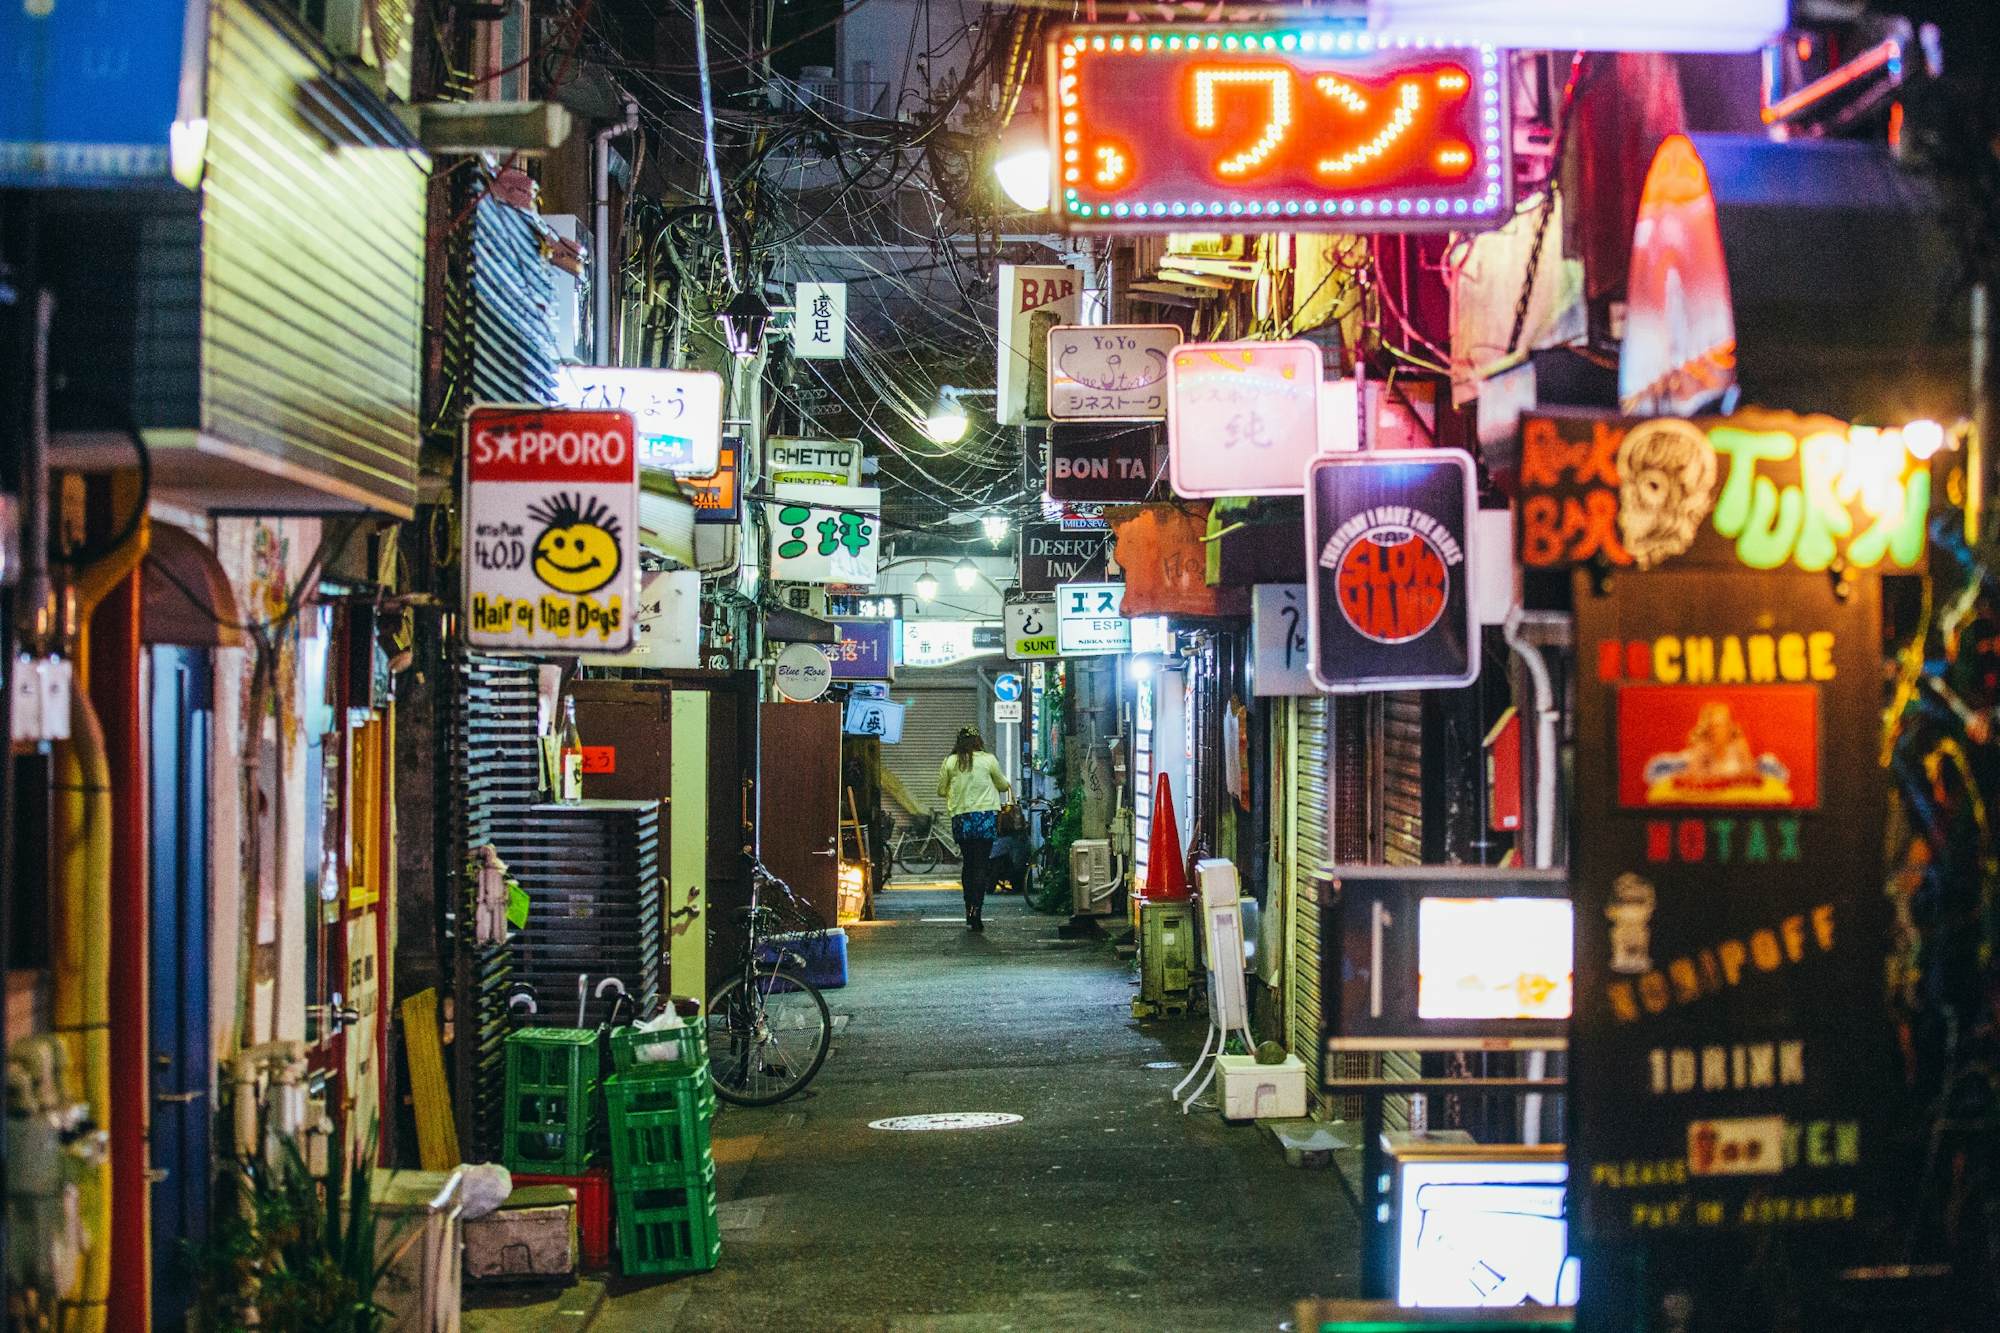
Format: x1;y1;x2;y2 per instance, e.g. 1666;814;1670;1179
558;696;584;804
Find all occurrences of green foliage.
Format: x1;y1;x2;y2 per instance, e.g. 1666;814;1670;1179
190;1131;399;1333
1027;785;1085;915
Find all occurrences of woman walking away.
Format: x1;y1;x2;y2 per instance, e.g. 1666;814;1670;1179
937;726;1010;931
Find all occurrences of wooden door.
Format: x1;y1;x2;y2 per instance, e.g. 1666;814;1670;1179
758;702;842;927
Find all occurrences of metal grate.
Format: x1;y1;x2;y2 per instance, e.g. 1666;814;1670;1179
1380;692;1425;866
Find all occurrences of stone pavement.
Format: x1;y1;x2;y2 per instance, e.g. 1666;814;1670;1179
468;887;1357;1332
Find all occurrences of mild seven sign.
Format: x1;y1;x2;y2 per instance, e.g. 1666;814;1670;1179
463;405;639;653
1304;449;1477;691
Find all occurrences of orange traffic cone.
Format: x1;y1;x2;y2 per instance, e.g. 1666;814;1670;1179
1145;772;1189;900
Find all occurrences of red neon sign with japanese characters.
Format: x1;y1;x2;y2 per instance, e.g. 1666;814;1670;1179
1050;26;1510;231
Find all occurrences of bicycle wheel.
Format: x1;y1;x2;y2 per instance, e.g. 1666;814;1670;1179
705;966;833;1106
898;832;941;877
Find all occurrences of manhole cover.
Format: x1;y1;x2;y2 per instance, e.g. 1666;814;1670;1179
868;1112;1023;1132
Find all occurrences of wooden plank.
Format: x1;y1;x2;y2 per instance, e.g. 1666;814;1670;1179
401;988;460;1170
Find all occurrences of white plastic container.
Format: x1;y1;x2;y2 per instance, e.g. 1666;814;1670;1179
1217;1053;1308;1121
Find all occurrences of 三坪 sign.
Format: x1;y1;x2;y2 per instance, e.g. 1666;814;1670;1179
1048;25;1510;232
1168;341;1323;498
769;438;863;487
828;619;895;680
1571;567;1893;1242
1304;449;1476;691
1057;582;1133;656
1250;584;1315;697
998;264;1083;425
553;365;725;477
1516;409;1932;575
1047;324;1179;420
793;282;847;360
766;484;881;585
1046;425;1163;503
462;405;639;652
1020;524;1113;593
1004;594;1058;660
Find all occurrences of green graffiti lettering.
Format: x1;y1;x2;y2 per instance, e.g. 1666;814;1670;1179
1792;434;1854;572
1847;468;1929;569
1711;429;1799;538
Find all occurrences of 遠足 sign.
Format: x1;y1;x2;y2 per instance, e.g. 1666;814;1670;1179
463;405;639;652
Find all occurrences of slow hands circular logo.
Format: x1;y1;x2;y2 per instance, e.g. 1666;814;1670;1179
1325;509;1452;645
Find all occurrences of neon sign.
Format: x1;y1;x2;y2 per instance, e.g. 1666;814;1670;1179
1050;25;1509;231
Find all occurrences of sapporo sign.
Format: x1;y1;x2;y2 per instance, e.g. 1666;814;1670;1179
1572;567;1895;1241
1516;409;1930;575
1304;449;1476;691
1019;522;1113;593
464;405;638;651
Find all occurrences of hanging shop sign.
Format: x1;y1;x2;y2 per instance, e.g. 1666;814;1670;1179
1004;593;1059;660
900;620;997;668
1571;567;1894;1242
769;437;863;487
1046;425;1164;503
1020;524;1113;593
553;366;725;477
1043;499;1113;531
1057;582;1133;656
827;619;895;680
1047;25;1511;234
1047;324;1180;420
1516;409;1931;576
683;444;741;525
577;570;700;670
1110;502;1247;618
1168;341;1323;498
1304;449;1477;691
1;0;202;188
774;642;833;701
462;405;639;652
792;281;848;360
997;263;1083;426
1619;134;1737;418
1250;584;1316;696
829;592;904;619
765;484;881;585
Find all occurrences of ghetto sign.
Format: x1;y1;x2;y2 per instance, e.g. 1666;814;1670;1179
463;405;639;652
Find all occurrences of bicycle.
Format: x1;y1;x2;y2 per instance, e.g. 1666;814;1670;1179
704;859;834;1106
887;807;960;876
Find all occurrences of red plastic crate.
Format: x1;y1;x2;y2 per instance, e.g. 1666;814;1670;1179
511;1168;613;1271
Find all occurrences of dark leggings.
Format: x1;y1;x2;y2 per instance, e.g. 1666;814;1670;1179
958;835;993;916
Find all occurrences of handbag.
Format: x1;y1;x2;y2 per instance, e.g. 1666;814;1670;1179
997;801;1025;836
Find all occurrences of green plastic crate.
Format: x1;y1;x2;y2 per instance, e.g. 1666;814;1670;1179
609;1024;708;1077
614;1160;720;1277
504;1028;601;1173
604;1073;715;1179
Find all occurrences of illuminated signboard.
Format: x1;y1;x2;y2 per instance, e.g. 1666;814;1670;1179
1049;25;1508;232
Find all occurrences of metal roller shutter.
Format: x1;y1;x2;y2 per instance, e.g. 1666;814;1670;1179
1290;697;1334;1112
1381;692;1425;866
881;682;982;830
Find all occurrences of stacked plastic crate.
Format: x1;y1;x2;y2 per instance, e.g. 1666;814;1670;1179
604;1025;721;1277
502;1027;600;1174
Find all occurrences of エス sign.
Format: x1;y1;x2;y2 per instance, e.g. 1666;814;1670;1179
463;405;639;652
1304;449;1476;691
1048;25;1510;232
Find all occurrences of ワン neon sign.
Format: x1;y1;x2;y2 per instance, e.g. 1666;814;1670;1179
1050;25;1510;231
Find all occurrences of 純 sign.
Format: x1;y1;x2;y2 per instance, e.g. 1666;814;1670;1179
1019;523;1112;593
1004;594;1058;660
463;405;638;652
1305;449;1477;692
1057;582;1132;656
1046;424;1163;503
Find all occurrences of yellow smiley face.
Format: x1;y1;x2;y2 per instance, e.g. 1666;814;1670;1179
528;492;622;595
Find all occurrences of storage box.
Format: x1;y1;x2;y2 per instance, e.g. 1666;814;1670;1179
373;1168;463;1332
1217;1053;1308;1121
512;1169;613;1271
754;928;848;989
463;1184;578;1281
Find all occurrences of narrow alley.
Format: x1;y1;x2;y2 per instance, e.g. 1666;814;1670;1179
473;888;1354;1332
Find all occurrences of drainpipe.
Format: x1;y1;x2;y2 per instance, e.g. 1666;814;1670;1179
1503;605;1559;1146
592;98;641;366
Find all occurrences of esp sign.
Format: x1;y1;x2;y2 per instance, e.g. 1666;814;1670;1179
1057;582;1132;656
463;405;638;652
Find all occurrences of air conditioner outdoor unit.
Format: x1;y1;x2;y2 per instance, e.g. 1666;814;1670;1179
326;0;416;102
1070;839;1114;916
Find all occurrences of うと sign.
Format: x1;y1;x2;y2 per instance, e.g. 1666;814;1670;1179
463;405;639;652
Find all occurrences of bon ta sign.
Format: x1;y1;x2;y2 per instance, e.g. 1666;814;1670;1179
463;406;639;652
